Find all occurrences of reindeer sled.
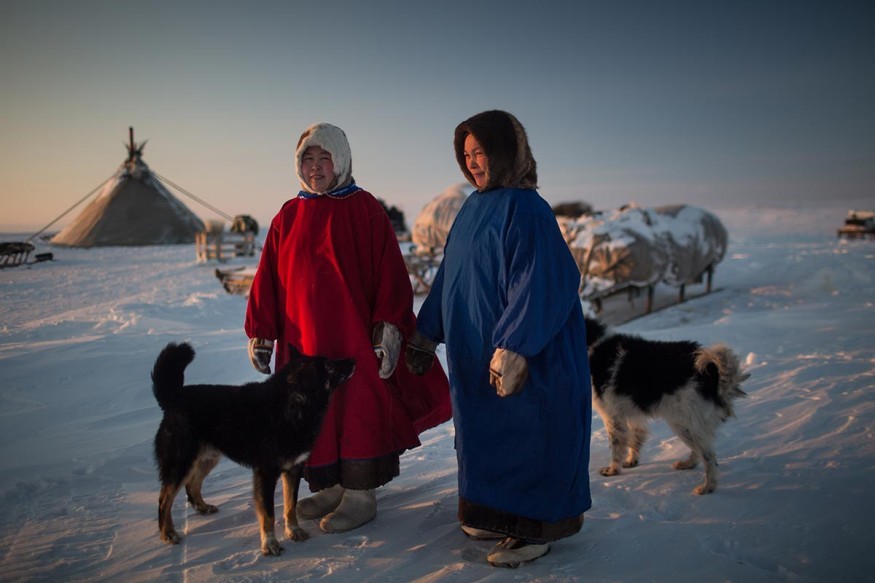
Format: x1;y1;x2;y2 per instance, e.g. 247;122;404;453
0;242;53;269
405;184;471;294
837;210;875;240
565;204;728;321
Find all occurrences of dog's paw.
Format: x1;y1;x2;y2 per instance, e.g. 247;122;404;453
672;459;698;470
693;483;715;495
261;537;284;556
193;503;219;515
599;466;620;477
161;530;181;545
285;526;309;542
622;459;639;468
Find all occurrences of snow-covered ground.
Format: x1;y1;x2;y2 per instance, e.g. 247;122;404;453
1;201;873;582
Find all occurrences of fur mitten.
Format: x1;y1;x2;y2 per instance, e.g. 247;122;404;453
248;338;274;374
372;322;402;379
406;330;438;375
489;348;528;397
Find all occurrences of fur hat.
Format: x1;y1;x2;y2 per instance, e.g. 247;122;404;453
295;123;354;194
453;110;538;191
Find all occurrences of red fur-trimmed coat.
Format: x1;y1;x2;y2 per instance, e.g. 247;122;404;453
245;190;451;485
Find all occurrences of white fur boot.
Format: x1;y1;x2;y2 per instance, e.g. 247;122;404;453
319;489;377;533
296;484;345;520
487;537;550;568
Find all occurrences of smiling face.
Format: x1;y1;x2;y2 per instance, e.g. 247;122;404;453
463;133;488;189
300;146;336;193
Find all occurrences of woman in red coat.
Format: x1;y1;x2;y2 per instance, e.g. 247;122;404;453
245;122;451;533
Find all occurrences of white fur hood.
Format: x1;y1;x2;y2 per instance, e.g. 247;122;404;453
294;123;354;195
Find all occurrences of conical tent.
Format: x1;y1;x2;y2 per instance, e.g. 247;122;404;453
51;130;204;247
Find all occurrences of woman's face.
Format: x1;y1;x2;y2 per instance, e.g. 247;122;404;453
463;134;488;189
301;146;335;192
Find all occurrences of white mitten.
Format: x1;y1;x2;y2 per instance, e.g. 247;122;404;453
488;348;528;397
372;322;401;379
248;338;274;374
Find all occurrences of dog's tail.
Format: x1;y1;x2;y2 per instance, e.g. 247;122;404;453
695;344;750;419
151;342;195;411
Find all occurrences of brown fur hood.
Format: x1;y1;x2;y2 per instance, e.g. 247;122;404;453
453;110;538;192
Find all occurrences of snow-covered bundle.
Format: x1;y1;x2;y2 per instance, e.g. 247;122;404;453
567;204;728;299
410;183;472;255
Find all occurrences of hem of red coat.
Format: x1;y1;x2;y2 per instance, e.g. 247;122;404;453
304;452;402;491
412;405;453;434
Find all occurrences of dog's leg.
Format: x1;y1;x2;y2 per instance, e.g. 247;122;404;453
668;422;700;471
667;422;718;494
599;417;628;477
694;446;719;495
185;452;220;515
672;451;699;470
624;421;648;468
158;482;183;544
253;468;283;556
281;466;309;541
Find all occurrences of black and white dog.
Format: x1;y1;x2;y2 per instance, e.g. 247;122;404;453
585;319;749;494
151;342;354;555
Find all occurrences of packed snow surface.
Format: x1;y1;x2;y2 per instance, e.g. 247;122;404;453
1;201;873;582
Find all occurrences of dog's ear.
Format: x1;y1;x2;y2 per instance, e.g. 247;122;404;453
287;344;302;360
584;317;606;344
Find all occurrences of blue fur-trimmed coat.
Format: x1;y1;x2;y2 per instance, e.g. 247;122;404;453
416;187;592;527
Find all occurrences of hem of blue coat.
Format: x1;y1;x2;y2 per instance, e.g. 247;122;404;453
458;496;585;543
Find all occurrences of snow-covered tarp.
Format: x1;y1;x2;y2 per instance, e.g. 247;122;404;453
410;183;472;254
567;204;728;299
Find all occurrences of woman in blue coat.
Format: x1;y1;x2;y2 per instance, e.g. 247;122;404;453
407;110;592;568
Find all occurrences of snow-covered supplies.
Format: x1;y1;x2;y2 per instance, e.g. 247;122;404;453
567;204;728;301
410;184;471;255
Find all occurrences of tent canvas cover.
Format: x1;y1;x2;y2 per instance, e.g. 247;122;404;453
51;131;204;247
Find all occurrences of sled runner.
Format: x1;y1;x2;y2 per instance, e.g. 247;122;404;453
0;242;34;268
0;242;52;269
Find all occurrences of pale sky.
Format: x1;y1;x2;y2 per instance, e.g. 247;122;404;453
1;0;872;231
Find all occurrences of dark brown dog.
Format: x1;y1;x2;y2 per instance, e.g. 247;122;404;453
151;342;354;555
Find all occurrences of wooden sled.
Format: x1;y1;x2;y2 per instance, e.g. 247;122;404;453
584;265;718;325
837;210;875;240
404;250;442;295
0;242;52;269
215;266;256;296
